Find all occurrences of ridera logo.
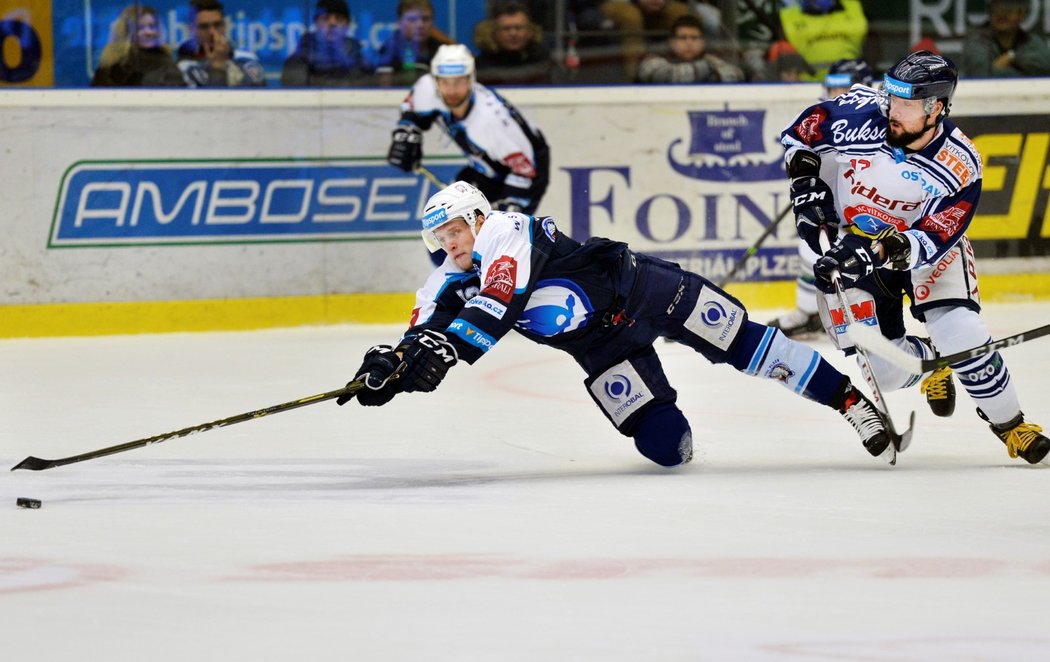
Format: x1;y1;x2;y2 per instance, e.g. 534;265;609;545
49;159;459;247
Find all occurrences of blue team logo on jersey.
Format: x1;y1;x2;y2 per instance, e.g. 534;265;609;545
516;278;594;337
603;374;632;401
701;301;728;326
667;108;785;182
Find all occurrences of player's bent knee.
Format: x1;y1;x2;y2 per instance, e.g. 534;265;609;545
632;402;693;467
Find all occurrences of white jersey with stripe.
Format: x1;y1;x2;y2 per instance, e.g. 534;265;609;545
781;84;983;270
400;74;543;192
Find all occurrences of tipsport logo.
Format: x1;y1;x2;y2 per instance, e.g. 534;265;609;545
667;109;785;182
49;159;460;247
882;77;914;98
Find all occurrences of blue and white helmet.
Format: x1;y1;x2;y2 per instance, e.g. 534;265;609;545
420;180;492;252
823;58;873;98
430;44;476;84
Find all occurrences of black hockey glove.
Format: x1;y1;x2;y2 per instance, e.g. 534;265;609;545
813;234;880;292
337;344;402;406
791;175;839;255
387;125;423;173
394;329;459;393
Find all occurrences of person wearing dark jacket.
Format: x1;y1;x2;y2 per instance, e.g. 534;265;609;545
281;0;373;87
476;2;553;85
91;4;186;87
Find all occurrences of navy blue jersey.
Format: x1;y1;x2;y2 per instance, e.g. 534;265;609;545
406;212;631;364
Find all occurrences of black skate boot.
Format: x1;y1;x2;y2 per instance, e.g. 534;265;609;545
916;338;955;417
769;309;823;338
920;367;956;417
977;409;1050;465
837;384;894;464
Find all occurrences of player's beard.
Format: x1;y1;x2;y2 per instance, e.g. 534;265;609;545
886;118;935;148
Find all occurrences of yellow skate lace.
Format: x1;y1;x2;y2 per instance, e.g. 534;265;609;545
920;367;953;402
1001;422;1045;459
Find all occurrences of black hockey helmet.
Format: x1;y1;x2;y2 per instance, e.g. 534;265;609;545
825;58;874;88
883;50;958;119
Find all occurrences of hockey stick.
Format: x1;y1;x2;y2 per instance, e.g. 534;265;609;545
716;202;793;288
848;322;1050;375
819;229;914;463
10;377;379;472
416;165;448;189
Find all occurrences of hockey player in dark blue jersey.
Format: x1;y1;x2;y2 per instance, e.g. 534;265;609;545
781;50;1048;464
338;181;908;466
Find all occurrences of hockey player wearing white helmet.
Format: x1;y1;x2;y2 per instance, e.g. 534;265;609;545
337;181;916;467
387;43;549;215
782;50;1048;464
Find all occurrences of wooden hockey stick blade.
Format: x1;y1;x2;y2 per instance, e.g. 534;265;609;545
10;380;369;472
848;322;1050;375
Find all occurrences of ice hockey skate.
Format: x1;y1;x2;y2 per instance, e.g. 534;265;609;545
838;385;895;464
920;366;956;417
978;410;1050;465
769;309;823;338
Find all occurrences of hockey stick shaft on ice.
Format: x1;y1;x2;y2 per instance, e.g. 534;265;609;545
818;229;914;458
716;202;793;289
847;322;1050;375
11;377;379;472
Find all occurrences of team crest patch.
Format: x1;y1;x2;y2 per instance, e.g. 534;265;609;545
482;255;517;304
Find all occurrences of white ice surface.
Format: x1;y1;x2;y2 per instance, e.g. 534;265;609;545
2;304;1049;661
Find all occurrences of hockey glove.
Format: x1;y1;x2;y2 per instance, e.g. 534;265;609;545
813;234;880;292
394;329;459;393
337;345;402;406
387;125;423;173
791;175;839;255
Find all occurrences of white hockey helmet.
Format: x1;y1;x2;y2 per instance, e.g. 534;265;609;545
430;44;475;83
420;180;492;252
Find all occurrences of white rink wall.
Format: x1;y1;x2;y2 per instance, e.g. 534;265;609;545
1;81;1048;314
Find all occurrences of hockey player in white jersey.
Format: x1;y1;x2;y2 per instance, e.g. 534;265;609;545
781;50;1049;464
771;58;874;338
386;44;549;215
336;181;914;466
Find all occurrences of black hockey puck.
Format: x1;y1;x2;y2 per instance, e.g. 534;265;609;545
16;498;42;509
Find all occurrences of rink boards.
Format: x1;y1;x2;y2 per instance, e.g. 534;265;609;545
1;81;1048;336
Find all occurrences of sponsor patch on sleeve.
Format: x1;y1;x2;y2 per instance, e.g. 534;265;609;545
447;320;497;353
482;255;518;304
588;360;652;428
465;296;507;320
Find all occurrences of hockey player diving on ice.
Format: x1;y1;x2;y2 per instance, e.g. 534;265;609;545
781;50;1049;464
336;181;911;465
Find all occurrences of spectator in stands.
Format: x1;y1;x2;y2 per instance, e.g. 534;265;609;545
176;0;265;87
733;0;782;81
961;0;1050;78
601;0;692;80
476;2;554;84
91;4;186;87
281;0;373;87
637;14;743;83
767;39;810;81
778;0;867;81
377;0;454;84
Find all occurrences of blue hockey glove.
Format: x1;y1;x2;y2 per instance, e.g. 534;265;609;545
791;175;839;255
338;344;402;406
387;125;423;173
394;329;459;393
813;234;881;292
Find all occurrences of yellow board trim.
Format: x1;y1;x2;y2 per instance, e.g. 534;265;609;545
3;275;1049;338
